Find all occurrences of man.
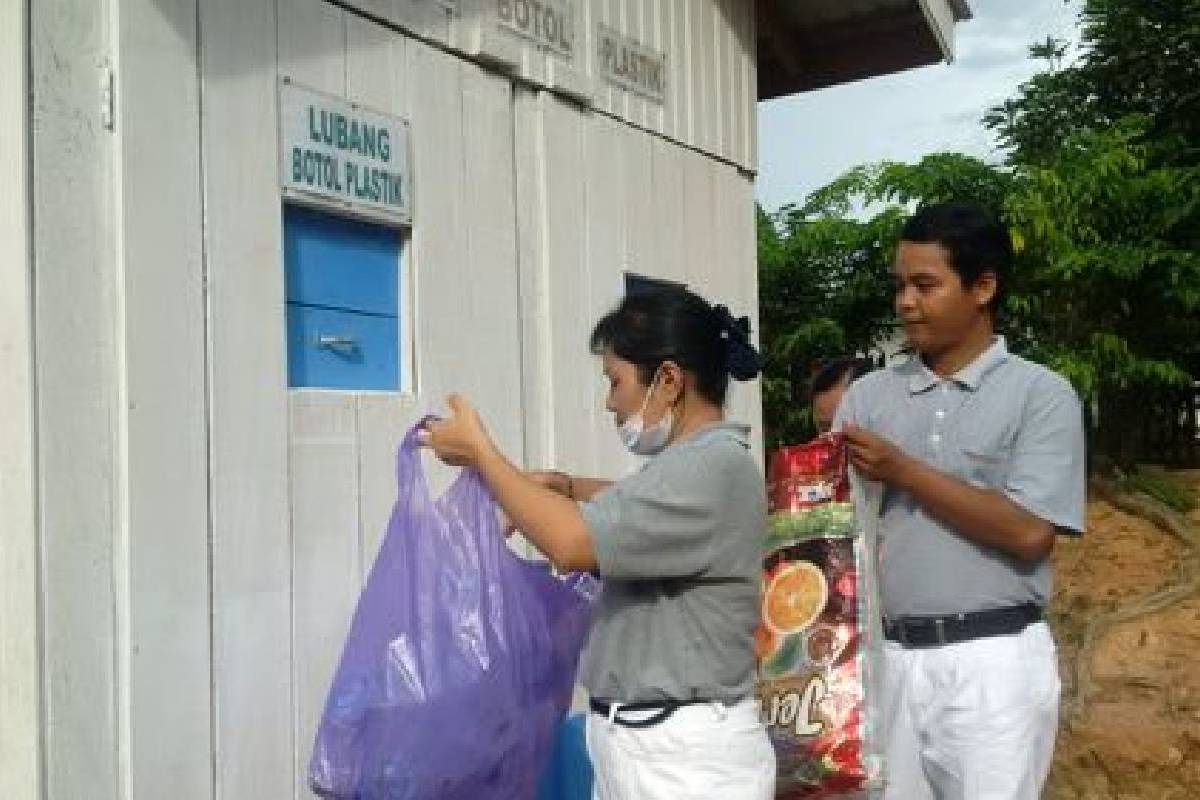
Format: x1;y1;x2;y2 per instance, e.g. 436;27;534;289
809;357;872;434
835;203;1085;799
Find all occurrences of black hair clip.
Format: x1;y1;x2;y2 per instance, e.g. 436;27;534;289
712;304;752;344
712;304;761;380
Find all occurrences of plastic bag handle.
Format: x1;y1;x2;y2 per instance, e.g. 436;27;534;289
395;416;491;507
395;417;438;501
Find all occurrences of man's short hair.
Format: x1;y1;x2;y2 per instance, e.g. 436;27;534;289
900;202;1014;313
810;357;873;400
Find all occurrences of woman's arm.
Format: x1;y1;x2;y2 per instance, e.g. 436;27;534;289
422;395;598;572
474;451;597;572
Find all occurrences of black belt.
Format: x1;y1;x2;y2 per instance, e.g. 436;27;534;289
588;698;712;728
883;603;1043;648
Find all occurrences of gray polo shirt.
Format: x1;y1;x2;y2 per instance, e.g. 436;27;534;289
835;337;1086;618
578;422;765;704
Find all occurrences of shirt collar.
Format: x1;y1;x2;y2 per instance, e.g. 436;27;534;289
906;336;1009;394
688;421;751;448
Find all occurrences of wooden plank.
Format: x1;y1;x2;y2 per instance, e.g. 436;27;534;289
590;0;616;115
458;66;525;460
717;0;734;160
681;148;716;291
612;0;632;123
626;0;648;128
344;0;391;25
583;114;637;476
512;87;556;495
459;0;522;76
278;0;346;94
199;0;295;796
543;0;591;102
642;0;664;134
29;0;119;796
729;0;749;170
356;396;420;581
0;1;40;797
686;0;703;148
115;0;213;797
406;43;470;498
745;0;758;171
346;11;397;111
661;0;683;141
621;123;654;281
537;96;598;477
698;0;716;155
288;394;361;795
649;135;687;286
393;0;453;43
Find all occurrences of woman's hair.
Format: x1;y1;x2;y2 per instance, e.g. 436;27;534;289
589;286;762;405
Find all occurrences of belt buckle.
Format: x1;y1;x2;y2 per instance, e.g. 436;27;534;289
933;617;947;646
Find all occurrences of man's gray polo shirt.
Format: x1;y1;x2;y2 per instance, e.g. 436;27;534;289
835;337;1086;618
578;422;765;704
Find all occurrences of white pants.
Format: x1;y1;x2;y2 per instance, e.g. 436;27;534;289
585;697;775;800
880;622;1060;800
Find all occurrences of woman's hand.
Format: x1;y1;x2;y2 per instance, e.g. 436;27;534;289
421;394;495;467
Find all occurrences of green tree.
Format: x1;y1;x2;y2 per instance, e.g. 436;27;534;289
1003;118;1200;461
761;0;1200;465
986;0;1200;167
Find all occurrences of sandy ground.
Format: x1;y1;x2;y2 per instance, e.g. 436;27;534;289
1044;470;1200;799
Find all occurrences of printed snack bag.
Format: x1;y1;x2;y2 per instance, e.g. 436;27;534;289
756;435;877;798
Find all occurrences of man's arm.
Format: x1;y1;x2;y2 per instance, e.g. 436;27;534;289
528;470;613;502
844;424;1055;562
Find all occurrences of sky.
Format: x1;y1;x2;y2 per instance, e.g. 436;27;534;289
755;0;1083;213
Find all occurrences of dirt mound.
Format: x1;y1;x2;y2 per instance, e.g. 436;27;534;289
1045;470;1200;799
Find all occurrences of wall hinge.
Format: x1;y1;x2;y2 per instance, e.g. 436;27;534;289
100;62;115;131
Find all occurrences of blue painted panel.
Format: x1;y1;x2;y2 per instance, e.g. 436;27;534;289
283;204;400;317
537;714;593;800
287;304;398;390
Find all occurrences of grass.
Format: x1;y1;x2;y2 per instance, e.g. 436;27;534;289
1120;466;1198;514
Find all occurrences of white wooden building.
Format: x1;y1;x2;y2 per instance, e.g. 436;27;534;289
0;1;967;798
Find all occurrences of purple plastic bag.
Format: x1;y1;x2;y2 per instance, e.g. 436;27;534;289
309;424;598;799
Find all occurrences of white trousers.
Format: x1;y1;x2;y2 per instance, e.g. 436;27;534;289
880;622;1060;800
585;697;776;800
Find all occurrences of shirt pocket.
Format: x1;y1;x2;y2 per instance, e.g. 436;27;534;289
957;441;1014;489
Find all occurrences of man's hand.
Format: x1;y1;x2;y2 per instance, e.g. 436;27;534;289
843;423;1055;562
843;423;912;485
421;394;495;467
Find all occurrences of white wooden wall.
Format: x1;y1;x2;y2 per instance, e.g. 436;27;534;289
28;2;123;799
332;0;758;171
0;2;39;799
22;0;760;798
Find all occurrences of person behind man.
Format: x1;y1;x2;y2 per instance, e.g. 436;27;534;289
835;202;1085;799
809;357;873;434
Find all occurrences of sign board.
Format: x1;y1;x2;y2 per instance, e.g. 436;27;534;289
279;80;413;225
597;24;666;103
496;0;574;58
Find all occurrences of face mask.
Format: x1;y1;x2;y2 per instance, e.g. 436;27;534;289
617;370;674;456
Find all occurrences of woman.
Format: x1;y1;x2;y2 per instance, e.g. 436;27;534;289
422;286;775;799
